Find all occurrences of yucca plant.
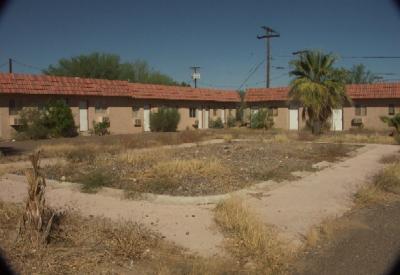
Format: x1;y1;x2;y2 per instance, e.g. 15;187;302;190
17;151;56;245
381;113;400;144
381;113;400;134
289;50;350;135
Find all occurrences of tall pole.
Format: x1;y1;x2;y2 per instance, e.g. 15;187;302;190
257;26;280;88
266;37;270;88
190;66;201;88
8;58;12;73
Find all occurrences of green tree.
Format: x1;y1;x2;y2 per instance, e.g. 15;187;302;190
345;64;379;84
44;52;188;86
289;50;350;135
333;64;379;84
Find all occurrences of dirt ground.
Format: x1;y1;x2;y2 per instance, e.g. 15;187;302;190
291;198;400;275
40;141;358;196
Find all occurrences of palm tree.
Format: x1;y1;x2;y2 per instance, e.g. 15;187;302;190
289;50;350;134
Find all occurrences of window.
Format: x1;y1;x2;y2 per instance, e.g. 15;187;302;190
132;106;140;118
9;99;21;115
189;108;196;118
213;109;217;116
355;105;367;116
389;104;395;116
268;107;278;117
95;101;107;113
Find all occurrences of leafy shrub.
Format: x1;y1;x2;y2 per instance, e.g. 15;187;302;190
250;109;274;129
381;114;400;144
44;100;77;137
93;117;110;136
209;117;224;129
15;107;49;140
150;107;180;132
14;100;77;140
227;116;236;128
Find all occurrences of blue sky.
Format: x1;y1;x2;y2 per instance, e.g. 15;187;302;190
0;0;399;89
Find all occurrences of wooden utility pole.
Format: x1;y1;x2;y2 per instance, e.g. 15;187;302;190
257;26;280;88
8;58;12;73
190;66;201;88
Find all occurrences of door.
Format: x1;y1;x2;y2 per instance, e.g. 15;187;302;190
289;108;299;130
331;109;343;131
143;105;150;132
197;108;203;129
79;101;88;132
204;108;209;129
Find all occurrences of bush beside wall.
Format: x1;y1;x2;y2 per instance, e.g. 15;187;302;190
150;107;180;132
250;109;274;129
209;117;224;129
15;100;77;140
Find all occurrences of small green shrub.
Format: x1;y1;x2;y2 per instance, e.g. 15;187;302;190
15;107;49;140
80;170;111;193
150;107;180;132
227;116;236;128
250;109;274;129
44;100;77;137
15;100;77;140
93;118;110;136
209;117;224;129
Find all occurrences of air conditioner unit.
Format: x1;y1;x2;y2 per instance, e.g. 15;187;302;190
96;116;109;123
9;116;22;126
351;118;364;127
134;119;142;127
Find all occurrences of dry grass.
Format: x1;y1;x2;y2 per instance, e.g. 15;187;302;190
303;216;371;252
214;196;289;273
119;148;170;168
380;153;400;164
38;143;120;161
141;158;231;194
354;160;400;206
223;134;233;143
319;133;395;144
0;201;239;274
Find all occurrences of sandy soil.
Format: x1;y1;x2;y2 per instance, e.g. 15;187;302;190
0;143;398;256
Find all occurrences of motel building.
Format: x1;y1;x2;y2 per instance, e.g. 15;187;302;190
0;73;239;139
245;83;400;131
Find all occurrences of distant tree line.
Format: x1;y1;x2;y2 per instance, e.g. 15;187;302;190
43;52;191;87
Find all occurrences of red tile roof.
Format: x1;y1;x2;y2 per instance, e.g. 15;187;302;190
245;83;400;102
0;73;240;103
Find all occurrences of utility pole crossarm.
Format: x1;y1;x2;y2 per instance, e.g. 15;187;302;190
257;26;280;88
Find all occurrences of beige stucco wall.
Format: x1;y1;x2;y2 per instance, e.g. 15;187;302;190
343;99;400;131
0;94;239;139
247;99;400;132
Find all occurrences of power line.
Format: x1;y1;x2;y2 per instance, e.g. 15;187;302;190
0;61;8;68
238;59;265;90
10;58;44;72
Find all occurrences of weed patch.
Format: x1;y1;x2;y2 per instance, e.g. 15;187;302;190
80;169;112;193
214;197;288;273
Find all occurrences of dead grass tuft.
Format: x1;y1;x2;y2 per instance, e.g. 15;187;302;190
373;163;400;194
354;161;400;206
380;154;400;164
223;134;233;143
119;148;170;168
319;133;395;144
304;218;338;247
214;196;288;273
